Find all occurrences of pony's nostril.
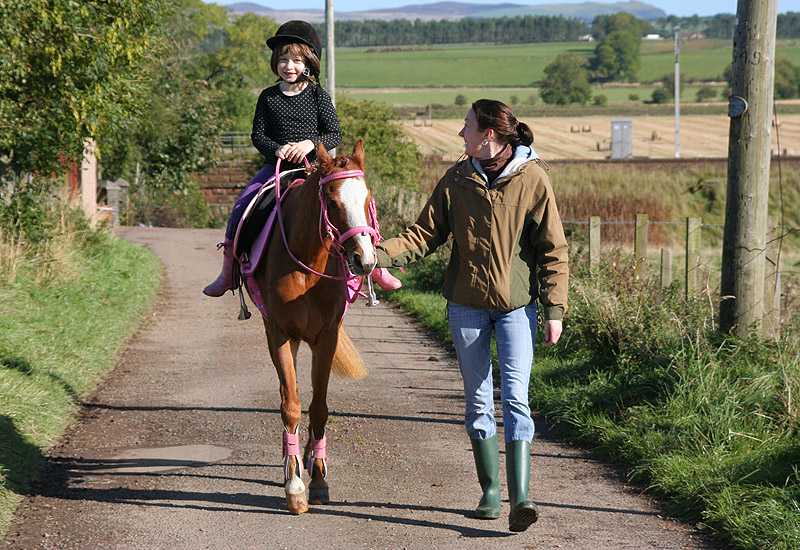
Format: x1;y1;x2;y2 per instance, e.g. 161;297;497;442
352;254;363;271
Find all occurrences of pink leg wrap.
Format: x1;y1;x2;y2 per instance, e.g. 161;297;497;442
283;428;303;479
306;429;328;477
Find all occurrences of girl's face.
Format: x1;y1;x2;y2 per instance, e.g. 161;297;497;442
458;109;488;158
277;49;307;83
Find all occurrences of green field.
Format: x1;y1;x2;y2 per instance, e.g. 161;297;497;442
334;39;800;89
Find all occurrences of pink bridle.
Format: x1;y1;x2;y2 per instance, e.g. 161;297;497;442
273;159;382;293
318;169;380;251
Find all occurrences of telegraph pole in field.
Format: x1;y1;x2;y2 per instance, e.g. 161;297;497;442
325;0;335;105
325;0;336;156
719;0;778;336
674;26;680;158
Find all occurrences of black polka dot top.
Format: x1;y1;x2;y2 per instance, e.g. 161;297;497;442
250;83;342;170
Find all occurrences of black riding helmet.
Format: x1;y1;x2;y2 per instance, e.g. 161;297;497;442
266;20;323;59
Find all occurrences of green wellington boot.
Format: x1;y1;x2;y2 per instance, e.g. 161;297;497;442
506;439;539;532
470;435;501;519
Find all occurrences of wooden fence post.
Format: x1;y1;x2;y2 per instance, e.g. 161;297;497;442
634;214;648;280
685;217;701;297
764;219;781;341
661;248;672;288
589;216;601;271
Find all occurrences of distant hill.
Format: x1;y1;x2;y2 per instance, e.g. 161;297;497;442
223;1;666;23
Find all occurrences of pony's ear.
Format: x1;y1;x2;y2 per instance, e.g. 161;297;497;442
316;141;332;165
352;139;365;167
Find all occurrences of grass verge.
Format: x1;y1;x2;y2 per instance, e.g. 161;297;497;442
378;246;800;549
0;203;162;537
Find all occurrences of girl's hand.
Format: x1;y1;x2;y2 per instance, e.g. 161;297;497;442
278;140;315;163
543;319;563;346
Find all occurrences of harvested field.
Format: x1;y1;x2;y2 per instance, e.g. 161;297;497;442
403;113;800;161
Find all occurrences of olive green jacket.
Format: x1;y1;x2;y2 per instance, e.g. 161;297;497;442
376;145;568;320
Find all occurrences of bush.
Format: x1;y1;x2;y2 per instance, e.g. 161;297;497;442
695;86;717;102
628;93;640;101
454;94;468;106
593;94;608;106
525;93;538;105
510;95;519;105
650;87;671;104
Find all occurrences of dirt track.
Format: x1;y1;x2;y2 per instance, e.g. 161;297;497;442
3;227;727;550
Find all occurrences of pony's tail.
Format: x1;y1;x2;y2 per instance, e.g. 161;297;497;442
332;327;368;380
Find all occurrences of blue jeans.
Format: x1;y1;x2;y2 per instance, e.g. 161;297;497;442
224;164;276;241
447;301;537;443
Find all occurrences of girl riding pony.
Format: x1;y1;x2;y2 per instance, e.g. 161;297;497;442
204;20;400;296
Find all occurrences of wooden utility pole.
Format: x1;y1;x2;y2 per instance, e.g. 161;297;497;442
719;0;778;337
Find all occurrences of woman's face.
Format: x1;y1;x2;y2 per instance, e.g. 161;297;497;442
458;109;488;158
277;48;307;83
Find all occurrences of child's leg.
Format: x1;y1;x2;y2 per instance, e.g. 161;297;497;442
204;164;275;297
224;164;277;241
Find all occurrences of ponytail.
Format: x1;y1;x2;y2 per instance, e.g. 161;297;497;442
472;99;533;148
515;121;534;147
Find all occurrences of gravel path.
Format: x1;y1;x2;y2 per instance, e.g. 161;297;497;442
3;227;727;550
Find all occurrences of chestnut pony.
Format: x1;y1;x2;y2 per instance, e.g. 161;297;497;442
254;140;375;514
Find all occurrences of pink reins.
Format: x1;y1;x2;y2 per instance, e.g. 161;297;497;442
273;158;382;298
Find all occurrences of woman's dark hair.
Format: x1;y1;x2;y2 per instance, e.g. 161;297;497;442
471;99;533;147
270;42;321;83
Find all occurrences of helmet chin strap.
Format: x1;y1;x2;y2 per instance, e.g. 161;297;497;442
284;67;314;84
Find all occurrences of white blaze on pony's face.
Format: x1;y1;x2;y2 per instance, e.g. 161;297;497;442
337;176;377;271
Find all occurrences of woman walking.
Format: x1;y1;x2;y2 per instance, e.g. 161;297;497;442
376;99;568;532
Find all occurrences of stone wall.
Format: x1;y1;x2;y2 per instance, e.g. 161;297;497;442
195;158;258;219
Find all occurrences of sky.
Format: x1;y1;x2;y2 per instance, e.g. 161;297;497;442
212;0;796;18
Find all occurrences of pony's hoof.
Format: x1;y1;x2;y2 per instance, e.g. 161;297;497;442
309;484;329;505
287;493;309;515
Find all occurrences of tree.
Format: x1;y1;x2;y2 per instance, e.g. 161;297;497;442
335;98;421;190
590;13;645;81
777;12;800;38
774;56;800;99
102;0;276;192
540;53;592;105
162;1;277;130
0;0;170;182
